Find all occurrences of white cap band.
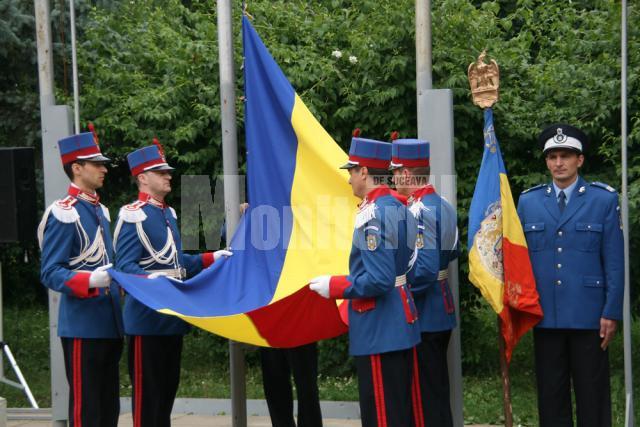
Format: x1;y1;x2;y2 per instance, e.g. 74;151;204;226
543;135;582;153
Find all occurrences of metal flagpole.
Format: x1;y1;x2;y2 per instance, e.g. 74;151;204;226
69;0;80;133
620;1;634;426
216;1;246;426
34;0;73;424
416;1;463;426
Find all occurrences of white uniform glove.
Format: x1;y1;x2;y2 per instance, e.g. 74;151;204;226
213;249;233;261
148;272;183;284
89;263;112;288
309;275;331;299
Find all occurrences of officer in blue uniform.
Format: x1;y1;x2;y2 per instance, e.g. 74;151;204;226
390;138;458;427
309;132;420;427
38;130;124;427
114;139;232;427
517;124;623;427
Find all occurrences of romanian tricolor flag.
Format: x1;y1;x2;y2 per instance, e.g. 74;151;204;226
467;108;543;362
112;16;355;347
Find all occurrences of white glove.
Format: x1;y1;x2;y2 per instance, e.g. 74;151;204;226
147;272;169;279
89;263;112;288
213;249;233;261
309;275;331;299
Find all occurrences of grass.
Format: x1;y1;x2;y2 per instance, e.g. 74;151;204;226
1;304;639;425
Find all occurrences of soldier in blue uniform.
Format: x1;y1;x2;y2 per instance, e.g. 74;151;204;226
38;130;124;427
114;139;232;427
390;138;458;427
517;124;623;427
309;132;420;427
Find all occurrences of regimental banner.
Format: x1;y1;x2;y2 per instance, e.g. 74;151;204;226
468;108;543;362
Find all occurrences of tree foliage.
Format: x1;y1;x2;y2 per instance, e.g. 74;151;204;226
1;0;639;372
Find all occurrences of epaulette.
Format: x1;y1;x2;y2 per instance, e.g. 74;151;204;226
408;200;432;220
100;203;111;222
118;200;148;223
521;184;546;194
354;202;377;229
590;181;617;193
169;206;177;220
51;196;80;223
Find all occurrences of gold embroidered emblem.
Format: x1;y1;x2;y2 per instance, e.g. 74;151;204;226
367;234;378;251
416;233;424;249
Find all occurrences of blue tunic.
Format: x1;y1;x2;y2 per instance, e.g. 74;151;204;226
332;186;421;356
517;177;624;329
39;186;123;338
115;193;205;336
407;185;459;332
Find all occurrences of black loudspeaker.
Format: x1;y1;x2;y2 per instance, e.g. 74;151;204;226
0;148;37;243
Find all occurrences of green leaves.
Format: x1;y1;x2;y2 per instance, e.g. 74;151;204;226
2;0;640;371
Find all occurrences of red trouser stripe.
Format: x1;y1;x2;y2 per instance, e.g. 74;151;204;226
371;354;388;427
411;347;425;427
134;336;143;427
73;339;82;427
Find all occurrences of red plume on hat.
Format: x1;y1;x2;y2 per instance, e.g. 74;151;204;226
153;137;166;159
352;128;361;137
390;131;400;141
88;122;99;146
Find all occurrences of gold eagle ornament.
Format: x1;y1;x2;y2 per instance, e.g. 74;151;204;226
468;50;500;108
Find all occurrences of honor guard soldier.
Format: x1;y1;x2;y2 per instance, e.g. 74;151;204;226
114;139;232;427
38;128;124;427
517;124;624;427
390;137;458;427
309;131;420;427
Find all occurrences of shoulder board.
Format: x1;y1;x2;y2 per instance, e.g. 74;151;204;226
590;181;616;193
118;201;148;223
51;196;80;223
354;202;377;229
521;184;546;194
100;204;111;222
169;206;177;220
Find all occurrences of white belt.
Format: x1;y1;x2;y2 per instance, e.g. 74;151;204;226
437;269;449;280
145;267;186;279
395;274;407;287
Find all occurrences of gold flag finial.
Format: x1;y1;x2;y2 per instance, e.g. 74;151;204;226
468;50;500;108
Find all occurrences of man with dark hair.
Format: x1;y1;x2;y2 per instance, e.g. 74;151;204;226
390;138;458;427
114;139;232;427
308;132;420;427
517;124;624;427
38;130;123;427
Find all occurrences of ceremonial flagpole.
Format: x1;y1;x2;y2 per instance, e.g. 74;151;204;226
216;1;246;426
416;1;463;425
69;0;80;133
620;1;634;426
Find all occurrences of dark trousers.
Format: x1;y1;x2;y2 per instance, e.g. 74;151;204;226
127;335;184;427
411;330;453;427
260;343;323;427
61;337;123;427
533;328;611;427
355;348;413;427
